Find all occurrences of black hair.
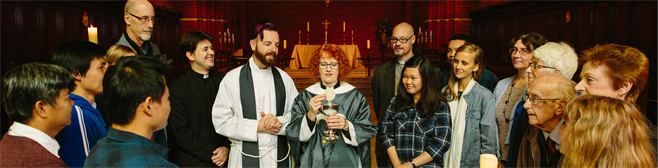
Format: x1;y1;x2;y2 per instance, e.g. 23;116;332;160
103;55;171;125
393;56;448;118
180;30;214;59
52;40;106;78
449;34;473;44
2;63;75;124
250;22;278;41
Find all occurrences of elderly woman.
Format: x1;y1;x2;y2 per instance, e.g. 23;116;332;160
559;95;655;168
286;44;377;168
492;32;547;166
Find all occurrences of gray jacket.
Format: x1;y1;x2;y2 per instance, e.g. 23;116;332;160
443;82;499;168
116;33;160;56
492;76;527;146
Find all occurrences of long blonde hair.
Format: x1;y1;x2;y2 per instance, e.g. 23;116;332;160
443;43;483;101
560;95;655;168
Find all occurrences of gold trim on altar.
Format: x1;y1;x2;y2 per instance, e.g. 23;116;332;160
180;18;227;22
424;18;472;23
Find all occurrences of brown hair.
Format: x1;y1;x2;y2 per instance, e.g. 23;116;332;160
578;44;649;103
560;95;655;168
444;43;484;102
508;32;547;52
106;45;136;65
307;44;350;83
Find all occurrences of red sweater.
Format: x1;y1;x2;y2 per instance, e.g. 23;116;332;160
0;134;68;167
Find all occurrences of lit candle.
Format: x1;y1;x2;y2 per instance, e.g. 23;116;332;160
367;40;370;49
227;28;229;33
351;30;353;36
307;22;309;32
419;27;421;34
480;154;498;168
88;25;98;44
283;40;287;49
343;22;345;32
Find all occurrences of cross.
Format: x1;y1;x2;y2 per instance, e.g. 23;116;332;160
322;19;331;31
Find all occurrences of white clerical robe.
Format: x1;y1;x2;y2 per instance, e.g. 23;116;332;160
212;57;299;168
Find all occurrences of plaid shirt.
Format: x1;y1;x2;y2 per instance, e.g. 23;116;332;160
83;128;178;167
381;97;452;168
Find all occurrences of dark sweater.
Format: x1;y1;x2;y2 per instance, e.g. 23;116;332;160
0;134;68;167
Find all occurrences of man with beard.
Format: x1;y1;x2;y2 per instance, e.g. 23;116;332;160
168;30;231;167
211;22;298;168
117;0;160;56
371;22;443;167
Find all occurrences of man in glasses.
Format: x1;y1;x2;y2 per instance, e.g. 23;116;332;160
517;74;576;167
117;0;160;56
442;34;499;92
371;22;443;167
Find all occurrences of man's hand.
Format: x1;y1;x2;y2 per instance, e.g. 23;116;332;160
257;112;282;134
211;146;229;167
395;162;414;168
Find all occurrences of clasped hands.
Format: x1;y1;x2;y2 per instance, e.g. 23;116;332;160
307;94;349;131
257;111;282;134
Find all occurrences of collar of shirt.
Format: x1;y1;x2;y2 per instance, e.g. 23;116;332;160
8;122;61;158
191;70;210;79
123;31;151;55
106;128;169;157
249;57;271;75
542;119;564;149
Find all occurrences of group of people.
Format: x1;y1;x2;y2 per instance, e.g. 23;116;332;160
0;0;655;168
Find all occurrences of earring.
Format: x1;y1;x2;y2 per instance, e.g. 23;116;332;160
617;92;623;99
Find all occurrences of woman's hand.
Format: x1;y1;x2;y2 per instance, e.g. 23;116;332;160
327;115;348;131
307;94;326;122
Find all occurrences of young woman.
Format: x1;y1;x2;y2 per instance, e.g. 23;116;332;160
381;56;452;168
560;95;655;168
286;44;376;168
442;43;498;168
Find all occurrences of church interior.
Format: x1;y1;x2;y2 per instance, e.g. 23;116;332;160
1;1;656;167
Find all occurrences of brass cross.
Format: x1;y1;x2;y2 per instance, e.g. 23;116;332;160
322;19;331;31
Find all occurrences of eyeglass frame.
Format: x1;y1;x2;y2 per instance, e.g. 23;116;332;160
319;62;339;69
528;62;556;70
390;35;415;43
509;48;532;56
128;13;158;24
523;93;563;105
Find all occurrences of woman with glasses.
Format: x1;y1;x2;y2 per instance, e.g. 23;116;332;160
525;42;578;82
492;32;547;167
441;44;498;168
286;44;377;168
381;55;452;168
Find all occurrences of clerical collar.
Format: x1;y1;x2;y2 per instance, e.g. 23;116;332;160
123;31;151;55
191;70;210;79
397;56;411;65
320;81;340;89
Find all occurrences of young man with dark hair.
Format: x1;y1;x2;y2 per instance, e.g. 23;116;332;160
168;30;230;167
212;22;298;168
0;62;75;167
84;56;177;167
443;34;499;92
52;40;109;167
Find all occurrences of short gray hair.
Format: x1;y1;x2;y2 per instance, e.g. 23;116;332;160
532;42;578;79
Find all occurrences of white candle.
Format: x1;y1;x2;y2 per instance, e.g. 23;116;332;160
343;22;345;32
307;22;309;32
227;28;229;33
88;25;98;44
283;40;287;49
367;40;370;49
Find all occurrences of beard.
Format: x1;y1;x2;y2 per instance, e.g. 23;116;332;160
140;28;152;41
254;47;276;67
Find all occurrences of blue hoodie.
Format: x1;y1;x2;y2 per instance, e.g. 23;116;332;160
55;93;107;167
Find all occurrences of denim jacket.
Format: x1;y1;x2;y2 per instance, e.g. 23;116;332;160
492;76;527;146
442;81;499;167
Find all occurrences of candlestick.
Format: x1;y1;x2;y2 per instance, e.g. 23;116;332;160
324;31;327;43
283;40;287;49
88;25;98;44
367;40;370;49
307;22;309;32
343;22;345;32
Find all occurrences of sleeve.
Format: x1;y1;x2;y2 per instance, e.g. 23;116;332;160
212;74;259;142
480;92;500;156
341;92;377;147
425;103;452;161
168;86;217;162
371;66;382;120
284;91;310;167
380;98;397;150
276;74;300;136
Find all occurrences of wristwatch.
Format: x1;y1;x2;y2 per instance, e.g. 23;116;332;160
410;160;417;168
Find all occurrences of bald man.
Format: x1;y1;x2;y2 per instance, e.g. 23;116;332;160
517;74;576;167
117;0;160;56
371;22;443;167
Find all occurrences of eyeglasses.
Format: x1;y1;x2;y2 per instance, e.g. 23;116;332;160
390;35;415;43
128;13;158;24
528;63;556;70
523;93;562;105
509;48;532;56
319;62;339;69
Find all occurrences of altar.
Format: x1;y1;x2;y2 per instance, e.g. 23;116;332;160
289;44;364;69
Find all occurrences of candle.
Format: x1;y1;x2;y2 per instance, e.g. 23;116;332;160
367;40;370;49
88;25;98;44
307;22;309;32
419;27;421;34
343;22;345;32
351;30;353;35
480;154;498;168
283;40;287;49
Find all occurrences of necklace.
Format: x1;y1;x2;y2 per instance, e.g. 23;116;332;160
502;75;518;122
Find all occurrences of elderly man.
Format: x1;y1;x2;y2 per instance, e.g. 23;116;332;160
517;74;576;167
117;0;160;56
371;22;443;167
442;34;499;92
0;63;75;167
506;42;578;167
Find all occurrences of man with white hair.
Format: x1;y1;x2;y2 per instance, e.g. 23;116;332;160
506;42;578;167
117;0;160;56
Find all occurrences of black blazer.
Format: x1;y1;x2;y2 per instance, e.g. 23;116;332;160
167;70;230;167
371;57;443;159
